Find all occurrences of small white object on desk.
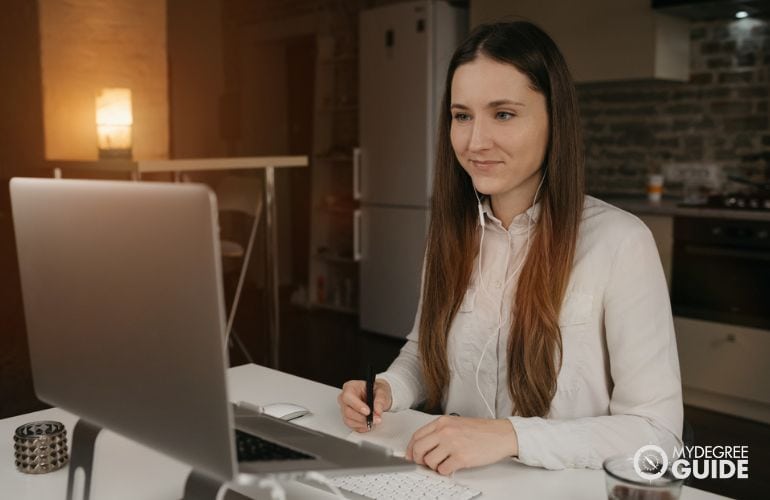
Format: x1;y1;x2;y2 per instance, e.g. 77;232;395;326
261;403;311;421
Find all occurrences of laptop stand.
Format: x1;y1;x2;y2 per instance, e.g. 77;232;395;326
66;419;101;500
66;418;251;500
183;470;252;500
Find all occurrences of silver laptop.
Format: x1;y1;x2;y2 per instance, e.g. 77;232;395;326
10;177;410;482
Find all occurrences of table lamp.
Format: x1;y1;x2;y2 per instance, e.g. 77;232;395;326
96;88;133;159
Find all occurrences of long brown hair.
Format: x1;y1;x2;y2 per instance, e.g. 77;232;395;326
419;21;585;417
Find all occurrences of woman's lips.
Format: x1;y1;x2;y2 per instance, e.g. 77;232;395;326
470;160;502;171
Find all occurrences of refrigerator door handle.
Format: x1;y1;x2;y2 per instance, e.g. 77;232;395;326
354;209;363;262
353;147;362;200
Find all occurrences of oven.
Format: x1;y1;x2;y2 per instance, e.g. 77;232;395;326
671;216;770;330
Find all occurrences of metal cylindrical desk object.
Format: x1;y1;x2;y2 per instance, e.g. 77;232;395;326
14;421;69;474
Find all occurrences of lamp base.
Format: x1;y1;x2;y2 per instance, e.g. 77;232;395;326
98;148;132;160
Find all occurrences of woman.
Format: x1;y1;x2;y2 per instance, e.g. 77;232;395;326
337;21;682;475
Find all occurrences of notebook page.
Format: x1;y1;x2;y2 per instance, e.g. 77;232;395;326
346;409;436;456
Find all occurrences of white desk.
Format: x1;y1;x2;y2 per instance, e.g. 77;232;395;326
0;365;726;500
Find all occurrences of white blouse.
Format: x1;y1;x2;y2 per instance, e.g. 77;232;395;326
378;195;683;470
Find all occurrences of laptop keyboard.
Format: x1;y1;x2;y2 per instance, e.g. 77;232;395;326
235;430;313;462
328;471;482;500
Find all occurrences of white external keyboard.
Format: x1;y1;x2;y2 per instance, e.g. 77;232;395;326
329;471;482;500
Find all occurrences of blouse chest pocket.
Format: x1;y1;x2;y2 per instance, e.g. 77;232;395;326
558;291;593;327
456;287;497;334
555;291;594;395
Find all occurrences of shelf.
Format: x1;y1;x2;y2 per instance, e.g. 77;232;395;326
317;204;357;214
310;301;358;315
314;153;353;162
318;105;357;114
137;156;308;173
321;54;357;65
313;252;357;264
309;36;360;325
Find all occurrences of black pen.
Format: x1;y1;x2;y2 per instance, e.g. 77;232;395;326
366;365;375;430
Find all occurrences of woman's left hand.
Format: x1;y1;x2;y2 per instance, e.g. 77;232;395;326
405;416;518;475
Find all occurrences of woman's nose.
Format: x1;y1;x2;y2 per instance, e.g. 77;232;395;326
468;119;492;152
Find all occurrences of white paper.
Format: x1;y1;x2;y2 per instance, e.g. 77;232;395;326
346;409;437;456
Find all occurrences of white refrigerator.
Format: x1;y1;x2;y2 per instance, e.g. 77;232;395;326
357;1;467;338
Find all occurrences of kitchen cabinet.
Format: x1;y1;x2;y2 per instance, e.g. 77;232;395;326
470;0;689;82
675;316;770;424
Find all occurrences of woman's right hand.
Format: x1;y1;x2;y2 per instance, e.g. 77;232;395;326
337;378;393;432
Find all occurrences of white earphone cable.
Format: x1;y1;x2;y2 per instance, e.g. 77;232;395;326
472;170;546;418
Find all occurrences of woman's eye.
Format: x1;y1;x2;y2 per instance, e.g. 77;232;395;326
496;111;514;120
453;112;471;122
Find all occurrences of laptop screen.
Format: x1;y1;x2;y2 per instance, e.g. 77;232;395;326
11;178;237;481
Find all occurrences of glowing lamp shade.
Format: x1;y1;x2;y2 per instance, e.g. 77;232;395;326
96;88;133;159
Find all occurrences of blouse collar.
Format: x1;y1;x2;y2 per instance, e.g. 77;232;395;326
479;197;541;234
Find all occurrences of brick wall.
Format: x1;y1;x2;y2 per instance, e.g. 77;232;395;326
579;17;770;196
